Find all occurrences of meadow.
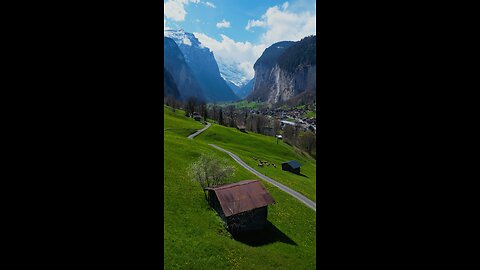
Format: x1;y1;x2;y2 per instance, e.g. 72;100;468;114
195;123;317;201
164;106;316;269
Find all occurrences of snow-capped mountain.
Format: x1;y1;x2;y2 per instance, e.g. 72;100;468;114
164;29;205;51
164;29;238;102
217;60;251;88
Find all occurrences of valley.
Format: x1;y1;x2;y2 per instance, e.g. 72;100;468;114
163;12;316;268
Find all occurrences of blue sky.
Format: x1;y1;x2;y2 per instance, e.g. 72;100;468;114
164;0;316;81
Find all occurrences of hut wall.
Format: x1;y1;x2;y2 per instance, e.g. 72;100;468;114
208;191;226;220
281;164;300;174
227;206;268;232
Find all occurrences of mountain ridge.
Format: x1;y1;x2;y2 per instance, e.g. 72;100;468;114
164;30;239;102
164;37;205;101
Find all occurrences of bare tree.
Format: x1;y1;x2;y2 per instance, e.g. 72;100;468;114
218;107;224;125
186;97;197;117
273;119;281;135
228;106;235;127
283;125;295;145
203;105;208;122
187;154;235;200
298;131;316;157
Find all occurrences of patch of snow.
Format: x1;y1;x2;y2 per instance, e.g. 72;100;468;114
217;60;251;87
182;36;191;46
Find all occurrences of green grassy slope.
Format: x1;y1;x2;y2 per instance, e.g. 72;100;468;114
195;123;317;201
164;105;204;137
216;100;265;110
164;106;316;270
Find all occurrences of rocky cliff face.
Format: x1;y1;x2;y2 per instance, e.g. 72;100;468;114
247;36;316;104
164;68;180;99
164;30;238;102
164;37;205;101
250;64;315;104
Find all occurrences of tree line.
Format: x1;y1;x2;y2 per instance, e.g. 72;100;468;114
164;95;316;159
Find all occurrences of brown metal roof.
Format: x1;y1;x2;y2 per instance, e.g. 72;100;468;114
207;180;275;217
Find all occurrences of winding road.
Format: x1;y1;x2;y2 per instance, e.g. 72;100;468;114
189;122;316;212
187;122;211;139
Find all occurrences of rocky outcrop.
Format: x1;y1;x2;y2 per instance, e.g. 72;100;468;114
247;36;316;105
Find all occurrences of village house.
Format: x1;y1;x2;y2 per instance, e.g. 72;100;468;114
206;180;275;233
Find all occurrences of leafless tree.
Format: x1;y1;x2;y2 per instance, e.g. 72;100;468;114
273;119;281;135
298;131;316;157
186;97;197;117
218;107;224;125
227;106;235;127
283;125;295;145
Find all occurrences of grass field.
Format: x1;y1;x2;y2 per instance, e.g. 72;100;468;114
302;111;316;118
195;123;317;201
215;100;265;110
164;106;316;269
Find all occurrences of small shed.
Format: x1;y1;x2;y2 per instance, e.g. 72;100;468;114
236;125;246;132
206;180;275;233
281;160;302;174
192;112;202;121
193;115;202;121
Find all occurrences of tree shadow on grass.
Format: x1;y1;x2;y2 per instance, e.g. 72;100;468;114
231;221;297;247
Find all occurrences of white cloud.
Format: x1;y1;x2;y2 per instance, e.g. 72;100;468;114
164;0;187;21
216;19;231;28
245;19;266;31
245;1;316;46
204;1;216;8
194;32;267;80
164;0;202;22
164;19;170;30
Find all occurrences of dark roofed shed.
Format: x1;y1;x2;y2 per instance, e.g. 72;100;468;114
281;160;302;174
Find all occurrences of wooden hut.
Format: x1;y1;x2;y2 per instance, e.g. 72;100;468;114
236;125;246;132
281;160;302;174
206;180;275;233
192;112;202;121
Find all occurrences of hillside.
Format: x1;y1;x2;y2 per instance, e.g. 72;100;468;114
195;122;316;201
277;36;316;73
164;106;316;269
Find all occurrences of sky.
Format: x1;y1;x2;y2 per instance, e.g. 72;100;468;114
164;0;316;81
